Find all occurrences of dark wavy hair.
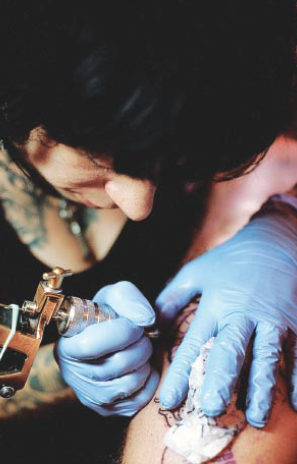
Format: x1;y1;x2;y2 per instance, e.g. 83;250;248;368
0;0;296;187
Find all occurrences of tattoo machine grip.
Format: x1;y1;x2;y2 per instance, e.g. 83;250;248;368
55;296;160;339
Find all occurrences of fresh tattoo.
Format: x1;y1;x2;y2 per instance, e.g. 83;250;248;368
0;344;75;419
157;299;197;464
157;298;242;464
154;397;185;428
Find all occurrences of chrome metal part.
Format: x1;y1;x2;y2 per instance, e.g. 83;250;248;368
21;300;37;316
144;327;162;339
0;266;161;398
56;298;118;337
0;267;69;395
0;385;16;398
42;267;72;290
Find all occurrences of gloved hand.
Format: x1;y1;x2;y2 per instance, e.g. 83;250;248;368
55;281;159;417
156;194;297;427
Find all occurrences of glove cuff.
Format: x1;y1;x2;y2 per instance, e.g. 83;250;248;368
249;193;297;255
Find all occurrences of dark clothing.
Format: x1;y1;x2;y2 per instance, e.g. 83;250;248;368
0;184;207;464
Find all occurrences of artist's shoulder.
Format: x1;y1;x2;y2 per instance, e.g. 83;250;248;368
0;147;34;198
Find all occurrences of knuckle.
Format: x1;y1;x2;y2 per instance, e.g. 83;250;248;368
94;281;136;304
75;336;96;358
109;337;153;377
127;363;151;392
136;336;153;358
110;351;130;376
120;319;143;341
133;388;154;409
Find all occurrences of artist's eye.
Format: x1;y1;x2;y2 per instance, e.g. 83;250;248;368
64;187;79;193
86;154;113;172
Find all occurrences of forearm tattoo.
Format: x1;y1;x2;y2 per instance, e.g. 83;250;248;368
0;344;75;419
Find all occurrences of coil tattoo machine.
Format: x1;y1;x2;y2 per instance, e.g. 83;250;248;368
0;267;159;399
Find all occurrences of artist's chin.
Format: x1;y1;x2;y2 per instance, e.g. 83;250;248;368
58;190;117;210
79;199;118;210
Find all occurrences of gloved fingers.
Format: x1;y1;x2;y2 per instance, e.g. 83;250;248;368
67;336;153;382
56;317;143;360
200;315;255;417
69;361;152;406
284;330;297;410
159;294;216;409
78;368;160;417
93;281;155;327
155;256;209;325
246;322;286;428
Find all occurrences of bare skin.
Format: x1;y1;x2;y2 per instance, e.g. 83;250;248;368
123;303;297;464
0;147;127;271
0;133;157;417
123;132;297;464
185;133;297;262
1;129;297;432
23;129;156;222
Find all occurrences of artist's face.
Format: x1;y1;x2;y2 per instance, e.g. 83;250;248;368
23;133;156;221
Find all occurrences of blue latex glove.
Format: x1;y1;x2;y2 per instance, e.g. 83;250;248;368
55;281;159;417
156;194;297;427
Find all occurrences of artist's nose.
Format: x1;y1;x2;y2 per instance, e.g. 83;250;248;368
105;176;156;221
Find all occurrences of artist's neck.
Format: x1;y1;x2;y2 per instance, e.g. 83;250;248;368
0;149;127;272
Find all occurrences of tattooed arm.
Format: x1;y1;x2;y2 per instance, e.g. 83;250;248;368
0;343;76;420
122;299;297;464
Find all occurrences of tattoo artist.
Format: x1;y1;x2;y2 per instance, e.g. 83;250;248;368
1;1;297;431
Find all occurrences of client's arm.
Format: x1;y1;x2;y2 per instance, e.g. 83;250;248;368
0;343;75;419
122;141;297;463
122;302;297;464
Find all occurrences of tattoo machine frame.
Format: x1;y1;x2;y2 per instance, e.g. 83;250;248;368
0;267;159;399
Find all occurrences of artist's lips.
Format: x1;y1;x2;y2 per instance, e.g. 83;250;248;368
62;188;116;209
77;197;117;210
79;198;102;208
